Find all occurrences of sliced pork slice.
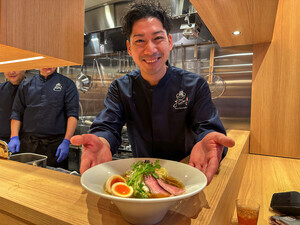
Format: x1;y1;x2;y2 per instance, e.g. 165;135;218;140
144;174;170;198
157;178;185;196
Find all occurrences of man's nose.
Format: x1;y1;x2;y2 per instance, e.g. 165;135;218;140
143;41;157;55
7;71;16;75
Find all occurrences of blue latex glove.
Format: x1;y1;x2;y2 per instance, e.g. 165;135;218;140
56;139;70;163
8;136;20;153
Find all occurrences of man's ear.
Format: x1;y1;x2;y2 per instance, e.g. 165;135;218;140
126;40;132;56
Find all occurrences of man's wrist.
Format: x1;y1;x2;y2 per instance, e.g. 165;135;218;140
63;139;71;145
10;136;19;140
99;137;111;149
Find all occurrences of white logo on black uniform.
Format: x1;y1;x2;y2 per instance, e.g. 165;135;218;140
173;90;188;109
53;83;62;91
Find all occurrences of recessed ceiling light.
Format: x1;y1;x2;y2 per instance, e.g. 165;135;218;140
232;30;241;35
0;56;45;65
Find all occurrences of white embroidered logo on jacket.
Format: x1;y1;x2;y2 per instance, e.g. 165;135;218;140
173;90;188;109
53;83;62;91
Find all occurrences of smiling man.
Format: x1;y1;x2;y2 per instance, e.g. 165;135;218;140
126;17;173;86
0;71;25;144
9;67;79;169
71;0;234;185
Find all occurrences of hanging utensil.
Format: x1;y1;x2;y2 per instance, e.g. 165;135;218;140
122;51;126;73
127;54;130;72
181;43;185;70
118;51;121;73
108;53;115;79
75;65;93;93
94;58;105;87
92;60;97;88
205;45;226;99
194;40;198;59
173;44;177;67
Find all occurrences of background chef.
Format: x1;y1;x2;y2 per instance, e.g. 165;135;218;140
0;70;25;144
9;67;79;169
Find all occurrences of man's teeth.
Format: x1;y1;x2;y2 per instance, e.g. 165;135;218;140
145;59;158;63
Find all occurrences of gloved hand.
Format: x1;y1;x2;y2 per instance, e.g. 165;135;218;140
56;139;70;163
8;136;20;153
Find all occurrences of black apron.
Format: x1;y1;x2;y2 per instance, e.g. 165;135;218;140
19;133;68;169
0;137;10;144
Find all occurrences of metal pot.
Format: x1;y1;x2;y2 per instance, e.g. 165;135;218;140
9;153;48;168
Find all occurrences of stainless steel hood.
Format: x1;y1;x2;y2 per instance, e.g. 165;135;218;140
84;0;131;33
83;0;215;56
84;0;197;33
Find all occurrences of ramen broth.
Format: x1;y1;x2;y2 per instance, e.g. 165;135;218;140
164;176;184;189
104;174;184;198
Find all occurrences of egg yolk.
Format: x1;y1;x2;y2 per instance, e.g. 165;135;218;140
111;177;125;187
114;184;131;195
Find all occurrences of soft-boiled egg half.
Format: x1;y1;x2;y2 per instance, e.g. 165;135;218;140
105;175;126;194
111;182;133;198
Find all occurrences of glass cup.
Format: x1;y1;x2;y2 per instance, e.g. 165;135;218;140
236;199;260;225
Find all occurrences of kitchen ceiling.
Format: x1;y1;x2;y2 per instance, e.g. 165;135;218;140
85;0;130;11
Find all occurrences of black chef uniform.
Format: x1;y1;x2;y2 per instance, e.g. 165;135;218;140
11;71;79;168
89;62;227;161
0;81;19;144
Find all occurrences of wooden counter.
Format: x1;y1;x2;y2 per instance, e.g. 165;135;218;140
0;130;249;225
232;154;300;224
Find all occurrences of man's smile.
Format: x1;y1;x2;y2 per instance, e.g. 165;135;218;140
143;57;161;64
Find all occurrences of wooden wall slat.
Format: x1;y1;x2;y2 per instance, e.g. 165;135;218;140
0;0;84;72
250;0;300;158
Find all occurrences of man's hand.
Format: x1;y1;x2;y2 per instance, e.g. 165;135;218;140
70;134;112;174
56;139;70;163
8;136;20;153
189;132;235;185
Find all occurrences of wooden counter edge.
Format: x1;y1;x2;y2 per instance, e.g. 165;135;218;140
208;130;250;225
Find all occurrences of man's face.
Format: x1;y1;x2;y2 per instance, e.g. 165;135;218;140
4;71;25;85
127;17;173;79
40;67;56;77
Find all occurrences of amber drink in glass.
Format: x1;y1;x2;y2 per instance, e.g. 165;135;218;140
236;199;260;225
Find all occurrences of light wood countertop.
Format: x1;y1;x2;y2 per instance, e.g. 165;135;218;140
0;130;250;225
232;154;300;224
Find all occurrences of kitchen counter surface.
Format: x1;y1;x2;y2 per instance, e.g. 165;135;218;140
0;130;250;225
232;154;300;224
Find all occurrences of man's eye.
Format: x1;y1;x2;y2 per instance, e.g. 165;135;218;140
135;39;144;43
154;36;164;40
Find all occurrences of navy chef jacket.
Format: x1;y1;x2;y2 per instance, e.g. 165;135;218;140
89;64;227;161
11;71;79;137
0;81;19;139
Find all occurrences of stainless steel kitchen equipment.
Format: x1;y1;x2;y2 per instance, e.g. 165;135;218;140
204;45;225;99
93;58;106;87
9;153;48;168
75;65;93;93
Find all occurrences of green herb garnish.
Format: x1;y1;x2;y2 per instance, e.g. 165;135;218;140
126;160;161;198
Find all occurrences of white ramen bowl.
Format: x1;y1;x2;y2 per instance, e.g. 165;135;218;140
81;158;207;225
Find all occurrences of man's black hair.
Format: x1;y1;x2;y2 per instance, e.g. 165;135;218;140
121;0;172;40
